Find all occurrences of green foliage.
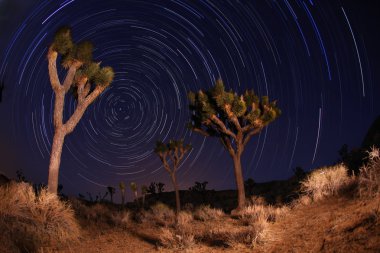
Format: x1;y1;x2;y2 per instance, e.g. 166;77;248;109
130;182;137;192
232;95;247;117
75;41;93;63
187;79;281;135
94;66;114;86
52;26;73;55
154;139;192;154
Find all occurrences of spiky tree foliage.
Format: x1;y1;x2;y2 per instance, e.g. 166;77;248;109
107;186;115;203
130;182;138;203
47;27;114;194
188;79;281;210
154;140;192;214
119;181;126;206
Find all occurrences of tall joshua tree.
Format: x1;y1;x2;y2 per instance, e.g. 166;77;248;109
47;27;114;193
188;79;280;210
154;140;191;214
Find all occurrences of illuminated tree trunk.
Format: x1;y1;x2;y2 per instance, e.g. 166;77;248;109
47;129;66;193
170;172;181;214
233;153;245;210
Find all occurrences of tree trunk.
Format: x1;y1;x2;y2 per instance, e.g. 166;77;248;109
233;154;246;210
170;173;181;214
47;129;66;194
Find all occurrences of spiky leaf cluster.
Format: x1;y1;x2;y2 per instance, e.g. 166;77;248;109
51;27;114;87
52;26;73;55
188;79;281;136
154;140;192;154
130;182;137;192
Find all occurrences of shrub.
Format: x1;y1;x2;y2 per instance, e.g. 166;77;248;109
358;147;380;198
193;205;224;221
70;199;131;228
158;211;195;250
0;182;80;252
301;164;351;201
143;202;175;226
239;204;289;225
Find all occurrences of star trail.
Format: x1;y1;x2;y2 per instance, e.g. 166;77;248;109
0;0;379;199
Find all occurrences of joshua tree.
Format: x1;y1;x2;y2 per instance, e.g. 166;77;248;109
130;182;138;203
141;185;148;207
119;181;126;206
154;140;192;214
46;27;114;193
157;182;165;194
188;79;281;210
107;186;116;203
147;182;157;194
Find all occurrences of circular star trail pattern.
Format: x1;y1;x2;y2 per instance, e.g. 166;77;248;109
0;0;378;197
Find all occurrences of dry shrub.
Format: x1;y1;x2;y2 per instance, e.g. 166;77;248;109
158;211;195;250
239;204;289;224
358;147;380;198
203;204;288;248
295;195;313;206
193;205;224;221
142;202;175;226
250;195;267;205
206;220;269;248
301;164;352;201
70;199;130;228
0;182;80;252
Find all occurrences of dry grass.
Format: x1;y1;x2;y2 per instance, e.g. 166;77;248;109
70;198;131;229
0;182;80;252
358;147;380;198
193;205;224;221
301;163;352;201
158;211;196;250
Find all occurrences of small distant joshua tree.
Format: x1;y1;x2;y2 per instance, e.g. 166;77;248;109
141;185;148;207
130;182;138;203
107;186;115;203
154;139;192;214
47;27;114;194
119;181;126;206
157;182;165;194
188;79;280;210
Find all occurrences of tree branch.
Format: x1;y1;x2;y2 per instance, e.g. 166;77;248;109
47;47;61;92
243;127;262;147
63;62;81;93
221;135;235;157
224;104;242;131
210;115;237;140
192;127;210;136
84;85;106;108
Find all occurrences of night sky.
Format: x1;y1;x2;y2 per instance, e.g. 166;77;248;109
0;0;379;200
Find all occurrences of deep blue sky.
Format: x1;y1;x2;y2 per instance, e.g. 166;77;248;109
0;0;379;200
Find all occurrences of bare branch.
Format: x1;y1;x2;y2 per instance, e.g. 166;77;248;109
47;47;61;92
224;104;242;131
211;115;237;140
221;135;235;157
243;127;262;147
84;85;106;107
192;127;210;136
63;62;82;93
